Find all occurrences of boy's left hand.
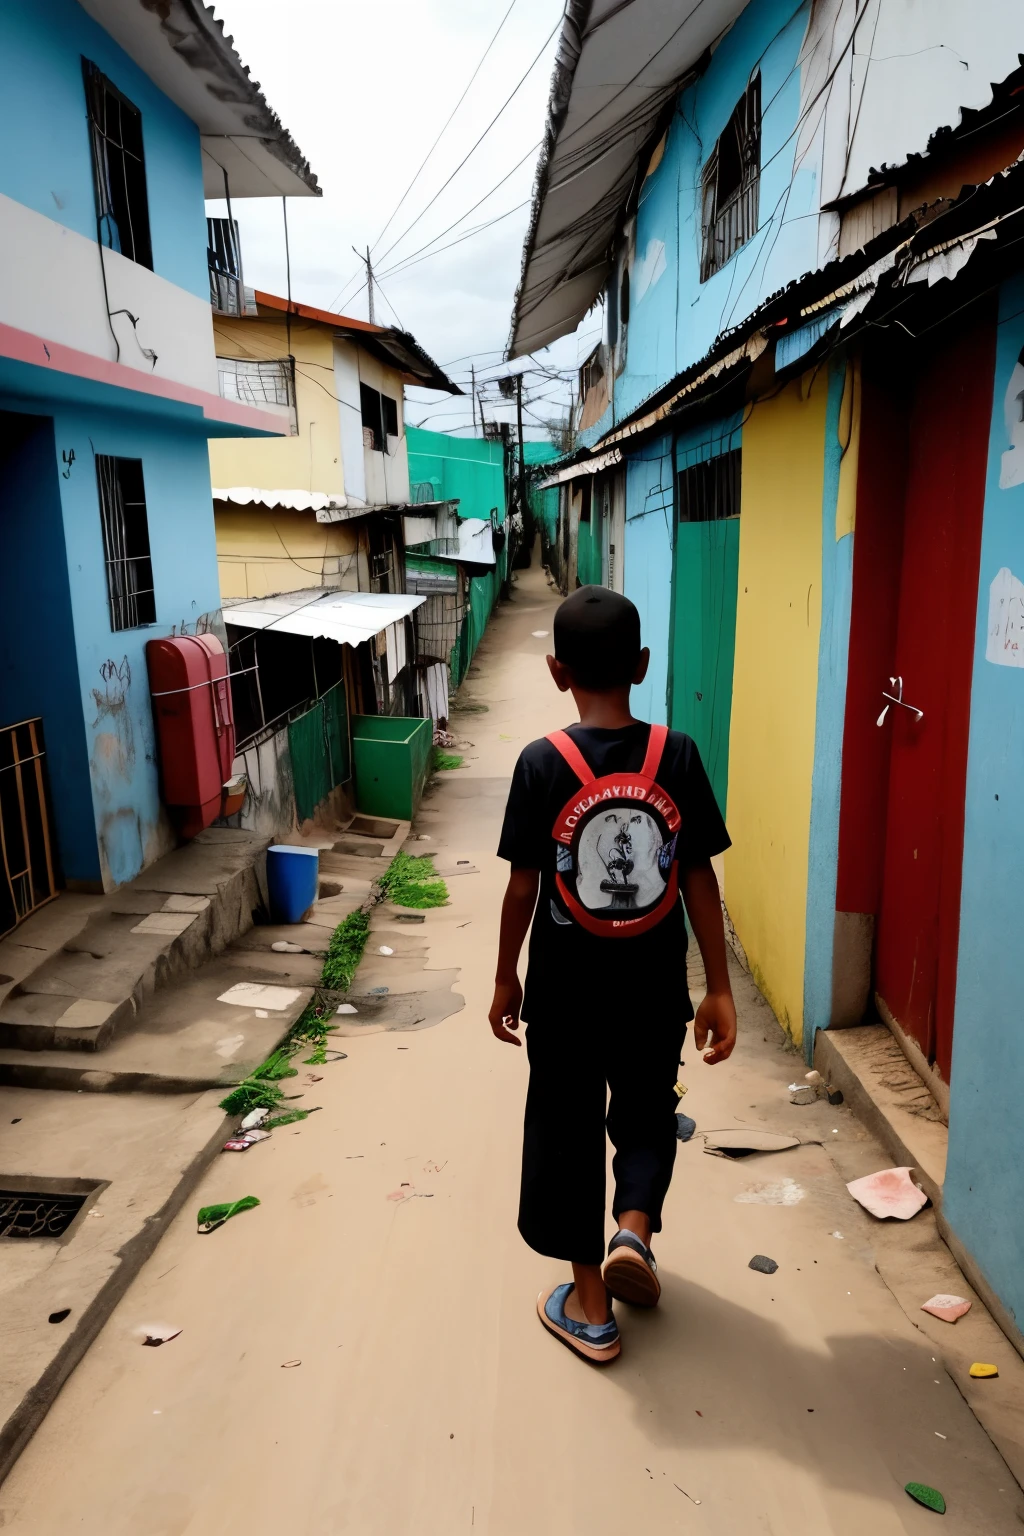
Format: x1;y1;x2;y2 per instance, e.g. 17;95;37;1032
693;990;737;1063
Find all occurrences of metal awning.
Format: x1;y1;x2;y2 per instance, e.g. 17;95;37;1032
78;1;319;198
508;0;745;358
537;447;623;488
224;589;425;646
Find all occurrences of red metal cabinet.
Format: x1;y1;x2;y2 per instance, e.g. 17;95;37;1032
146;634;236;838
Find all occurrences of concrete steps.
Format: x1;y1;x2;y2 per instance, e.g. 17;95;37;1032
0;830;269;1054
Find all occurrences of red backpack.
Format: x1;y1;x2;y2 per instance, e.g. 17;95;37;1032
546;723;681;937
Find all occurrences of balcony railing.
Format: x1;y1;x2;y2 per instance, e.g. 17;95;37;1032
216;356;297;431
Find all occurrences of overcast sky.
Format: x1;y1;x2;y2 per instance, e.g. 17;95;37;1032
206;0;598;438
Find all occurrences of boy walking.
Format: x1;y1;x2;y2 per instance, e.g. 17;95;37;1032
490;586;736;1363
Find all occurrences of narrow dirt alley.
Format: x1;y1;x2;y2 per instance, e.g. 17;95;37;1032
4;564;1023;1535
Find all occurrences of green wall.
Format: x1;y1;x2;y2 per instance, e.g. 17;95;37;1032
524;440;560;553
669;519;739;816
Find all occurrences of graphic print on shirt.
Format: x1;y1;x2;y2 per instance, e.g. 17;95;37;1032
548;725;681;937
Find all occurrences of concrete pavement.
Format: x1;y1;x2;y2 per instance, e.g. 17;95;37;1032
3;561;1023;1533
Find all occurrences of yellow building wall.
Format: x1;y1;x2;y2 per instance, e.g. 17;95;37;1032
216;505;361;600
209;315;344;497
725;370;829;1044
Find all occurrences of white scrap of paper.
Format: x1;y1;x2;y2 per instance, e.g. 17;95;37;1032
986;567;1024;668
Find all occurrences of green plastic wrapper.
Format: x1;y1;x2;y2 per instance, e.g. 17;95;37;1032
197;1195;260;1233
905;1483;946;1514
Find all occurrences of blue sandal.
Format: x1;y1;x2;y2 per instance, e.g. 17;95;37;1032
603;1230;661;1307
537;1283;621;1363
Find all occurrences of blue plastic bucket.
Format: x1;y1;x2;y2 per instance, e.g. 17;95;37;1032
266;845;320;924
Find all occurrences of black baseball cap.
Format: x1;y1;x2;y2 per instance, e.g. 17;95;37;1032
553;585;642;689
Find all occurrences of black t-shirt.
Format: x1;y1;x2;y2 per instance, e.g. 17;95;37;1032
497;722;730;1024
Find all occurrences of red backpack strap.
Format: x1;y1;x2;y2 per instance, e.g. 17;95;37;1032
641;722;669;779
546;730;595;786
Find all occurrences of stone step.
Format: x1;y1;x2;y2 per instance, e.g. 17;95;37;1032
0;830;269;1055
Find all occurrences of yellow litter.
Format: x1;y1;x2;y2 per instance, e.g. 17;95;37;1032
969;1363;998;1378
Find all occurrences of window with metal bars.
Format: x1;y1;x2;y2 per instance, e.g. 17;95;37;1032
95;456;156;630
700;75;760;282
676;449;742;522
82;59;153;270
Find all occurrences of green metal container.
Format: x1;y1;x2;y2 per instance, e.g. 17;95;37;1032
351;714;433;822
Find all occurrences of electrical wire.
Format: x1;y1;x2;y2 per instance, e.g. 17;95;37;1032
370;0;521;258
377;199;531;283
375;14;561;269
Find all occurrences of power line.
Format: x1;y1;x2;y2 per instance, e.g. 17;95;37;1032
376;14;561;269
370;0;521;258
378;199;530;283
373;141;540;282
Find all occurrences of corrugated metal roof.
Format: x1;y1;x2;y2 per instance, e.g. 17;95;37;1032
508;0;745;358
223;589;425;646
79;0;319;198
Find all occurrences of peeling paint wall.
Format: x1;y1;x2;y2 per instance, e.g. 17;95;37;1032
726;370;830;1045
946;274;1024;1336
52;404;222;890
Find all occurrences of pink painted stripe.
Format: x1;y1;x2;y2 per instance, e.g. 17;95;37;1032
0;320;287;436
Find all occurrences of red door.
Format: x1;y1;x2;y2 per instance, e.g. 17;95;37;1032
873;315;995;1083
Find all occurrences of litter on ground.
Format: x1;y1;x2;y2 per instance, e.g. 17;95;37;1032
197;1195;260;1234
217;982;303;1011
48;1309;71;1324
136;1324;181;1346
970;1362;998;1378
846;1167;928;1220
921;1294;972;1323
241;1107;269;1130
676;1112;696;1142
379;945;394;955
281;1359;301;1368
905;1482;946;1514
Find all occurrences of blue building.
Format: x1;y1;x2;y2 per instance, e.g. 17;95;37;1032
513;1;1024;1348
0;0;318;912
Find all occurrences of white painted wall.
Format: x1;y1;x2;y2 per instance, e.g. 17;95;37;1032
0;192;218;394
799;0;1023;265
333;338;366;504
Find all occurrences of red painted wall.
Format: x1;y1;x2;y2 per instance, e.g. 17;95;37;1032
835;356;908;915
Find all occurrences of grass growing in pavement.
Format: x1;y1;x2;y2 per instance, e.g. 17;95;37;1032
219;844;449;1114
380;850;450;909
432;747;464;771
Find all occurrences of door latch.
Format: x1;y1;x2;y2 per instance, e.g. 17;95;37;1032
877;676;924;727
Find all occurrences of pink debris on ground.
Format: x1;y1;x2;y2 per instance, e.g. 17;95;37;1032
921;1294;972;1323
846;1167;928;1220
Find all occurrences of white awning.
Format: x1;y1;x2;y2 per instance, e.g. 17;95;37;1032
509;0;745;358
214;486;349;514
538;448;623;489
224;589;425;646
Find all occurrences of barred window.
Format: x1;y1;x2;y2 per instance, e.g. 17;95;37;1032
217;356;296;409
95;456;156;631
360;384;399;453
82;59;152;270
677;449;742;522
700;76;760;282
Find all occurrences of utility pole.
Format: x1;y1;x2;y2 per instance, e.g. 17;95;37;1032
516;372;528;561
470;363;478;434
352;245;376;324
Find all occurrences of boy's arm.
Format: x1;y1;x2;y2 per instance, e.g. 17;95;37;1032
680;858;737;1064
489;867;540;1046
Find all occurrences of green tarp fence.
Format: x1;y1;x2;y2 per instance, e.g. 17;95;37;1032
288;681;350;824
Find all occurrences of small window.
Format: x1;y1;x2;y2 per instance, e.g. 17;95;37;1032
620;267;630;328
360;385;398;453
217;357;295;409
96;456;156;630
700;75;760;282
82;60;153;270
677;450;741;523
579;481;593;523
360;383;384;451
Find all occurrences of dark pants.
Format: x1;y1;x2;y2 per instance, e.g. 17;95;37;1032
518;1013;688;1266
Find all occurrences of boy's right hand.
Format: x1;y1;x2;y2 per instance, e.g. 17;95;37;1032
489;980;523;1046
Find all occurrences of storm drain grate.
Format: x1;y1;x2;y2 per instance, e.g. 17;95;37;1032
0;1184;94;1239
